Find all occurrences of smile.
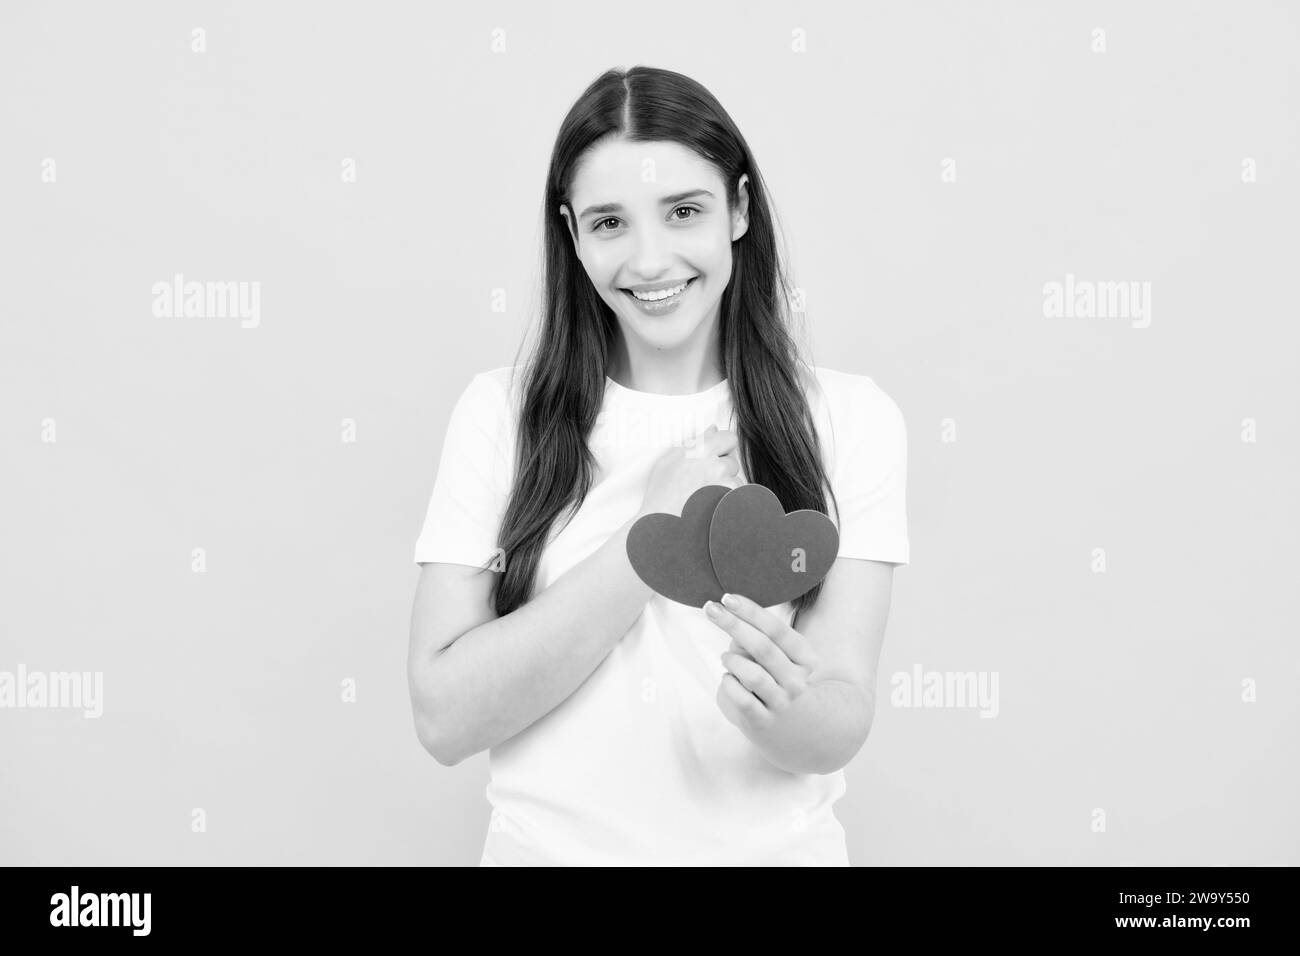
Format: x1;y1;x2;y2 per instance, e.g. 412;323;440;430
621;277;696;313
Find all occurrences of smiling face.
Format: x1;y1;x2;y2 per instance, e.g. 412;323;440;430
560;137;749;381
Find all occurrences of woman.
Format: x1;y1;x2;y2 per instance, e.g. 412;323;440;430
408;66;909;866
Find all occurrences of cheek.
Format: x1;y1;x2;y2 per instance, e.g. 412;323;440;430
689;230;732;277
581;227;732;284
583;245;623;279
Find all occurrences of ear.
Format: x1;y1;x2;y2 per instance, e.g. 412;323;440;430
731;174;750;242
559;203;580;255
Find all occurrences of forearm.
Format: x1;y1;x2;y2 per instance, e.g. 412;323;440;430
747;678;875;775
421;514;654;764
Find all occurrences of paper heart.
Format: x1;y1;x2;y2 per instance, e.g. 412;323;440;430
708;483;839;607
626;485;730;607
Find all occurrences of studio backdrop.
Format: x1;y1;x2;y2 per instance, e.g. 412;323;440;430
1;0;1296;865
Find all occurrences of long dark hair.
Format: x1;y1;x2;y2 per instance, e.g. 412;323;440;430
488;65;841;629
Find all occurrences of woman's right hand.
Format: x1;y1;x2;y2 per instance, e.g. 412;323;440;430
637;424;742;517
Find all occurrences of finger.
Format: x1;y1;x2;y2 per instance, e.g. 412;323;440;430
683;424;716;452
715;676;748;729
706;600;800;688
719;672;772;730
712;454;740;483
720;592;818;669
709;429;738;455
721;652;789;710
693;425;734;455
728;638;756;662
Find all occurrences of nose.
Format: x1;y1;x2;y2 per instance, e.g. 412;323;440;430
626;221;673;279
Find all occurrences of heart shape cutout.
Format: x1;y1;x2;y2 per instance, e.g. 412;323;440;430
708;483;839;607
626;485;730;607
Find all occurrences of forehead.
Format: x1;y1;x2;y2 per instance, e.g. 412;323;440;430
569;137;723;205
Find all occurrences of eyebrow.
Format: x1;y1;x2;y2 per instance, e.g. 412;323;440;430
577;189;715;220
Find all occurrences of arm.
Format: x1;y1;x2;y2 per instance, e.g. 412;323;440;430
716;376;907;773
408;511;654;767
715;556;896;775
744;678;873;776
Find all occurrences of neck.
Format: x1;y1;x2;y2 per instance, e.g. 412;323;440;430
607;329;724;396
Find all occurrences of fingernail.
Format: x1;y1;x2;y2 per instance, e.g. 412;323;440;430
721;593;737;609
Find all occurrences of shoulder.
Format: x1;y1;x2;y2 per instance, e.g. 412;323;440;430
807;365;905;433
804;365;907;477
457;365;523;419
440;366;523;455
467;365;518;400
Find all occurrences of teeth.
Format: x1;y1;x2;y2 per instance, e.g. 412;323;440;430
630;281;689;301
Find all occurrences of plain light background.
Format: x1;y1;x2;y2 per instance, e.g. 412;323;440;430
1;1;1296;865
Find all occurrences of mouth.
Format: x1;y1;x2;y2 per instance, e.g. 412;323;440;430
621;276;697;305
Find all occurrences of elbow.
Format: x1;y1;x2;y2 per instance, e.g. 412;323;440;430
409;665;469;767
805;738;860;775
414;712;465;767
805;734;867;776
815;691;875;774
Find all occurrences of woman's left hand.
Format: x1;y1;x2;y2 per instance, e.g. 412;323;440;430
704;592;822;734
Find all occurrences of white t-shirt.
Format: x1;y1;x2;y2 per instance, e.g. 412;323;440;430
413;364;909;866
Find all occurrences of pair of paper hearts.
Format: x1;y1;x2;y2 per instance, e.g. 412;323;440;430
626;483;839;609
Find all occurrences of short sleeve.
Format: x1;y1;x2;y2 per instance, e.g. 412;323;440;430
827;376;910;565
413;372;514;568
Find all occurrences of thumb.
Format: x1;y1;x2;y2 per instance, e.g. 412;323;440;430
685;424;715;456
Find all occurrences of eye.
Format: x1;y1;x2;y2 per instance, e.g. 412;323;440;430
592;206;701;233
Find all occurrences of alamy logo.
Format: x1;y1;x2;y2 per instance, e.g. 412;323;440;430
50;886;151;936
593;407;730;451
0;664;102;718
1042;273;1151;328
890;664;999;718
152;272;261;328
